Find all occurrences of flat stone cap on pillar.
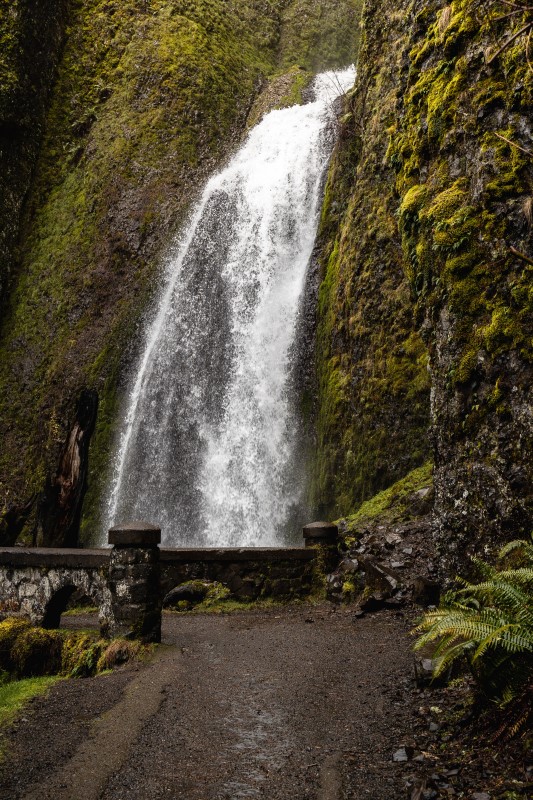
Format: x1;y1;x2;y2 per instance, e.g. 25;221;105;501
108;521;161;547
303;521;339;546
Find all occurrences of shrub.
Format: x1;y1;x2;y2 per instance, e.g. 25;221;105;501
12;628;63;677
414;535;533;735
96;638;140;671
0;618;32;672
61;633;105;678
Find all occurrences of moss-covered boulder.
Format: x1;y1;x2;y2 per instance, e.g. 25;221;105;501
11;627;63;677
0;618;31;672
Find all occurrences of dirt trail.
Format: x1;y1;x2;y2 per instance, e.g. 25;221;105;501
0;606;418;800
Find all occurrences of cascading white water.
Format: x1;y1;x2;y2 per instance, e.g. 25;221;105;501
103;66;355;547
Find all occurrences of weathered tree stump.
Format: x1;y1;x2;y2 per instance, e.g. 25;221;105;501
38;388;98;548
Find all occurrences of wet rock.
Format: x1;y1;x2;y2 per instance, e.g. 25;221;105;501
384;591;407;608
339;558;360;574
362;557;402;596
412;576;441;607
325;572;344;603
393;746;414;762
163;581;210;607
360;593;387;612
414;656;436;687
385;532;402;548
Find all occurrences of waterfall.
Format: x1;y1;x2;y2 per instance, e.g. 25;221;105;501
103;66;356;547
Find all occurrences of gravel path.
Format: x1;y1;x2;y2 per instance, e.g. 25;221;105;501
0;606;418;799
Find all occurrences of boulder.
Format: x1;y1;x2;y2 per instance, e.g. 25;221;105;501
163;581;210;608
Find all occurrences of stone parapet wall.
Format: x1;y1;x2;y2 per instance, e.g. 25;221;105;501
0;552;109;626
0;546;319;628
0;547;109;569
160;548;316;601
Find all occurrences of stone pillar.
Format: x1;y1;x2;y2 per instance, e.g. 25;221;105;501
303;521;339;573
106;521;162;643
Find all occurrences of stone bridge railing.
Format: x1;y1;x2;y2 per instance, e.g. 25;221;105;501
0;521;338;643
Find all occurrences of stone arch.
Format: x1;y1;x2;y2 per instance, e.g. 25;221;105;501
42;584;77;628
41;569;105;629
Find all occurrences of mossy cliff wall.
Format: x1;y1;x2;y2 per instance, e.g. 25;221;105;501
312;3;432;519
315;0;532;568
0;0;68;302
0;0;360;542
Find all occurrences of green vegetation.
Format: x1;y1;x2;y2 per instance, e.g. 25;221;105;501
0;0;68;300
278;0;361;71
391;0;533;385
11;627;63;677
341;462;433;533
166;596;286;615
0;619;147;739
246;66;314;128
415;535;533;736
0;618;147;679
0;675;61;728
312;1;431;519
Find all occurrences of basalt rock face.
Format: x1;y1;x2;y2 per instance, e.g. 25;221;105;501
315;0;532;571
0;0;69;303
312;1;432;520
0;0;361;543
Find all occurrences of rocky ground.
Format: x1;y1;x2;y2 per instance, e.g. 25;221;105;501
0;604;530;800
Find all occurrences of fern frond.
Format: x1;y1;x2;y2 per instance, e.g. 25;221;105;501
432;641;473;677
413;551;533;723
499;533;533;565
471;557;497;580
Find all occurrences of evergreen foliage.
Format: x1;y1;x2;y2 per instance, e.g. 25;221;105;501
415;535;533;735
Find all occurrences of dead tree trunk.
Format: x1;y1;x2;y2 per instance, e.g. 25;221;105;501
38;389;98;548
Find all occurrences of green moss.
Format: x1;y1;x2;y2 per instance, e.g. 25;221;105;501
278;0;362;72
246;66;313;128
11;628;63;677
310;0;434;520
390;0;533;402
0;675;61;729
96;638;143;671
61;633;104;678
0;618;31;672
167;597;285;615
0;0;22;97
198;582;231;608
341;462;433;532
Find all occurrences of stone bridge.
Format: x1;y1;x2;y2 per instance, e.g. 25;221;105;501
0;522;337;642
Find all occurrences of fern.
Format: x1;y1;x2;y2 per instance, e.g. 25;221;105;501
414;534;533;732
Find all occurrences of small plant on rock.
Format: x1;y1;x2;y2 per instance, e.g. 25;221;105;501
414;534;533;736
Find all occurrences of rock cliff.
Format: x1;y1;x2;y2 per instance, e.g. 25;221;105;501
315;0;532;569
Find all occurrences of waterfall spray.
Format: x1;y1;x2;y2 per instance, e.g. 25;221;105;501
104;67;356;547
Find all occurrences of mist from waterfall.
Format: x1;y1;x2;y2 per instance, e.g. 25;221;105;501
103;67;356;547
